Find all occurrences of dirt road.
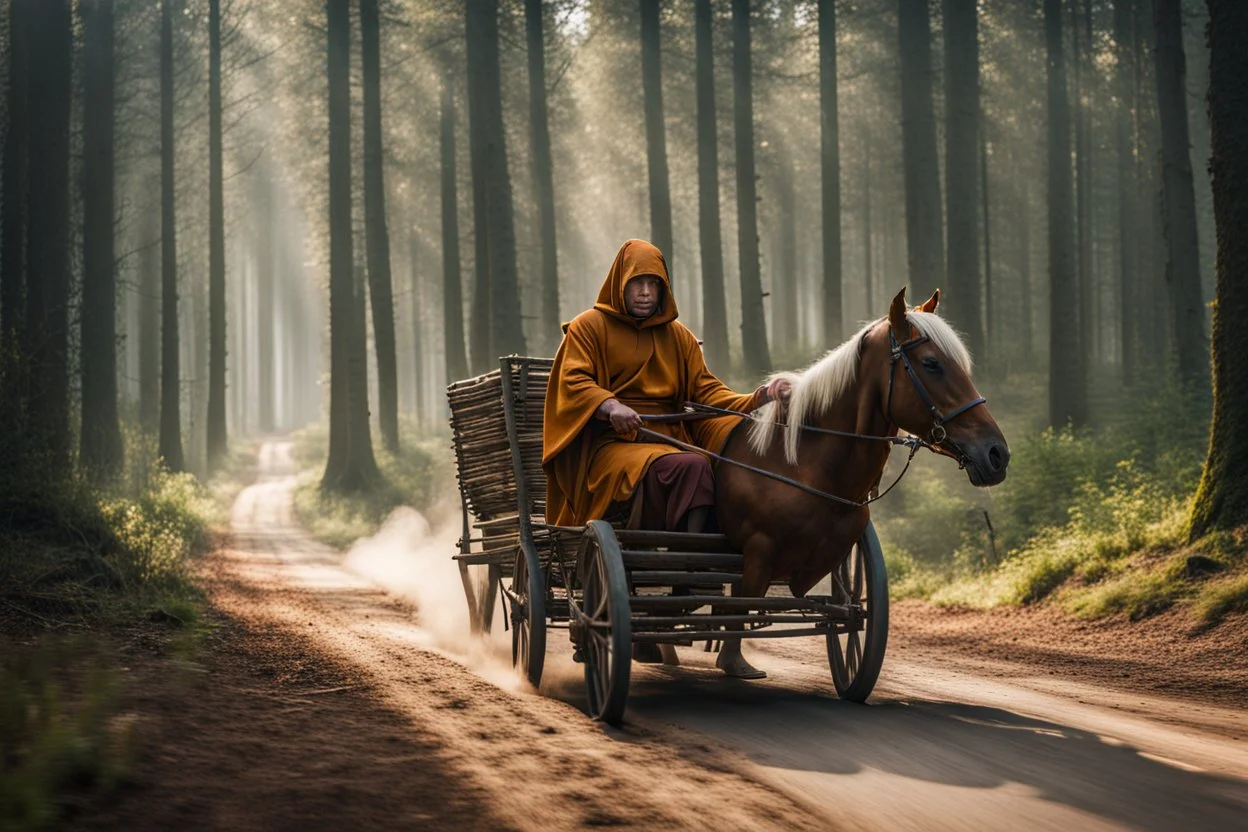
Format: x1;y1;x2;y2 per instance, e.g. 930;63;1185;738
221;441;1248;831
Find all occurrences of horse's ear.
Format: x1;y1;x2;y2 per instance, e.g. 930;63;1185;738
916;289;940;314
888;288;910;337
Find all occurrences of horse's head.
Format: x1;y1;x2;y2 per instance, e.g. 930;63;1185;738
879;287;1009;486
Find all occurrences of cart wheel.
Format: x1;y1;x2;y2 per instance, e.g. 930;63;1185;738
578;521;632;725
511;544;547;688
827;521;889;702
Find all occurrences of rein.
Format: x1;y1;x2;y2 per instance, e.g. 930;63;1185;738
631;327;989;507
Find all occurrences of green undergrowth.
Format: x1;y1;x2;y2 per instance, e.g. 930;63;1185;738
290;419;453;550
0;419;227;830
877;378;1245;627
1;639;136;831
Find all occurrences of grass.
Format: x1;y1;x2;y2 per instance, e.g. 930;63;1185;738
290;419;453;550
875;375;1248;628
0;417;228;830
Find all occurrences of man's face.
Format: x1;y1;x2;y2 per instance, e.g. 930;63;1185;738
624;275;662;319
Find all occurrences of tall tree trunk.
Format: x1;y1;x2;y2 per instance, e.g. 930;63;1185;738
773;143;798;356
1;0;28;356
818;0;843;345
255;180;275;433
1072;0;1093;387
1153;0;1208;388
322;0;379;491
942;0;983;358
898;0;945;300
139;204;160;429
466;0;525;366
525;0;560;354
24;0;73;462
640;0;673;264
408;232;426;424
1045;0;1085;428
981;128;993;353
1115;0;1137;384
1020;176;1035;366
694;0;728;371
1189;0;1248;537
862;142;874;315
158;0;184;470
80;0;123;480
1136;0;1168;369
732;0;770;376
467;38;491;373
206;0;227;470
360;0;399;453
440;69;469;383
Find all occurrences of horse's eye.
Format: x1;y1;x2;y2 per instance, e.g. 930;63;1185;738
922;357;943;376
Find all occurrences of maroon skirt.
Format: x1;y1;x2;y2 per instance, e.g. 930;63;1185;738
628;452;715;532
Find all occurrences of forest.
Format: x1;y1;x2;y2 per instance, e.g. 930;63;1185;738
2;0;1248;827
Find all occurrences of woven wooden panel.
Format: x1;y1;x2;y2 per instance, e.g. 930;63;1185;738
446;356;553;521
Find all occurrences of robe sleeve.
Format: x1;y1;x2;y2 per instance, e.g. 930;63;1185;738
681;328;764;413
542;316;616;465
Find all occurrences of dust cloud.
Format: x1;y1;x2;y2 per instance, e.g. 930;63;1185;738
342;503;530;692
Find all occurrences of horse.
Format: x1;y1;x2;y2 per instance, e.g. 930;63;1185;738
711;287;1010;678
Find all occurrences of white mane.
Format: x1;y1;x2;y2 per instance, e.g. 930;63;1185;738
747;311;973;465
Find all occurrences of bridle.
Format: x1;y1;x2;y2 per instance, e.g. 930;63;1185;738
886;328;987;448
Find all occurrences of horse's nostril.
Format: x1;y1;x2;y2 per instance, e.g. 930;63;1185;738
988;445;1003;472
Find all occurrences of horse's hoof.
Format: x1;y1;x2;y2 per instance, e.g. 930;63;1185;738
633;643;663;663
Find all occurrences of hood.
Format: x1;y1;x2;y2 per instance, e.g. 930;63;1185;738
592;239;678;329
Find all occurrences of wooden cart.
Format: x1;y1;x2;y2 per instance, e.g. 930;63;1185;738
448;356;889;725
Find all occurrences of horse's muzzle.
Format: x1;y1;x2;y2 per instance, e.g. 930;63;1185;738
962;440;1010;487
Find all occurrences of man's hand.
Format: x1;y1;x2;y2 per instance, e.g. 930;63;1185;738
764;377;793;404
597;398;643;437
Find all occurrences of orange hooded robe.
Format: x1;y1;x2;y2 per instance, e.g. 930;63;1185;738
542;240;762;526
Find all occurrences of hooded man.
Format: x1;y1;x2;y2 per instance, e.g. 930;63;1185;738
542;239;789;535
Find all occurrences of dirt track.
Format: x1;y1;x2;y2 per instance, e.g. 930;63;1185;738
201;441;1248;830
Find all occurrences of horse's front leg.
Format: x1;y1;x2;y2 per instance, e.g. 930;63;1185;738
715;535;772;680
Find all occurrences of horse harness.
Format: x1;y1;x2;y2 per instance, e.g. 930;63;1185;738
635;326;989;508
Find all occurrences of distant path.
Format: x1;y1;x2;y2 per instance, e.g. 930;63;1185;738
222;440;1248;831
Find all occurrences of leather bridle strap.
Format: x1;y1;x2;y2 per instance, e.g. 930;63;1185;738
887;330;986;445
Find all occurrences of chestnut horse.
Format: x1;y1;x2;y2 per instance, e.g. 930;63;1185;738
712;288;1010;677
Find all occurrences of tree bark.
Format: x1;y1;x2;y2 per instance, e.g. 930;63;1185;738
1153;0;1208;388
1189;0;1248;537
466;0;525;366
640;0;673;265
322;0;379;491
1045;0;1085;428
772;142;798;356
1072;0;1093;386
981;127;993;353
360;0;399;453
1114;0;1138;384
898;0;945;300
525;0;560;354
1;0;29;356
942;0;983;359
24;0;73;462
818;0;843;346
206;0;227;470
694;0;728;371
732;0;770;377
440;69;469;383
80;0;123;481
139;202;160;430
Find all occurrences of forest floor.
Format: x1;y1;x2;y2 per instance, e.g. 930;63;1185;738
16;439;1247;831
